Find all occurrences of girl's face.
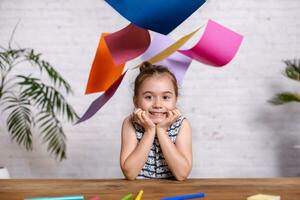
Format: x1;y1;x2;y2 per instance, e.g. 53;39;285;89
134;74;177;124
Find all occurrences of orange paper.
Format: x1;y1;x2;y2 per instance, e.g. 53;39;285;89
85;33;125;94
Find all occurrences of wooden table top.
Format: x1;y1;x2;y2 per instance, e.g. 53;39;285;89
0;178;299;200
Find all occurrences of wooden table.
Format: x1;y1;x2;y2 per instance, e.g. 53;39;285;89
0;178;299;200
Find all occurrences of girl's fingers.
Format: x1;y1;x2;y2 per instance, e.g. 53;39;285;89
132;108;140;120
174;110;180;118
132;109;142;124
140;111;155;128
167;111;174;120
140;111;146;122
136;110;143;121
141;111;150;123
134;108;141;115
144;111;153;124
170;111;178;121
173;109;181;116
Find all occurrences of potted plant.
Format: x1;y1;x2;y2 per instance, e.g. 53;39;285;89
270;59;300;149
0;167;10;179
270;59;300;105
0;37;78;161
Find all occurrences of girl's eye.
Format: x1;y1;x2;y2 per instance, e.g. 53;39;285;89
163;96;171;100
145;95;152;100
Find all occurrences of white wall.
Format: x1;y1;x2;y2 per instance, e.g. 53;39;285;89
0;0;300;178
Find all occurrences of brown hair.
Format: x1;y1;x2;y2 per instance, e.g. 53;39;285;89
134;61;178;97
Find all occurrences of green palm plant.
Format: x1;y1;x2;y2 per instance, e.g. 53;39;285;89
270;59;300;105
0;41;78;161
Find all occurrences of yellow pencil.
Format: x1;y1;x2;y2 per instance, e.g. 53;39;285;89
135;190;144;200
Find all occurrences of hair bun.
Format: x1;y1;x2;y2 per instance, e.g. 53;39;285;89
139;61;153;72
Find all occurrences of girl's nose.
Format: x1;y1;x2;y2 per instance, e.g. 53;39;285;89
153;98;162;108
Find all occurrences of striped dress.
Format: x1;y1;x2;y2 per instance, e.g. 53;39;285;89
133;116;185;179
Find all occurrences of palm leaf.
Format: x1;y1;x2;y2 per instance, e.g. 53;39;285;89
36;111;66;160
0;48;26;66
3;95;33;150
284;59;300;82
18;75;78;122
1;43;78;161
24;49;72;93
269;92;300;105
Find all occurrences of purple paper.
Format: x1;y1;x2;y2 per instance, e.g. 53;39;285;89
140;33;192;85
76;71;127;124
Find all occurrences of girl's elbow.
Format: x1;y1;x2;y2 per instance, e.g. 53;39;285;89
125;175;136;180
121;165;138;180
174;164;192;181
175;175;187;181
174;172;189;181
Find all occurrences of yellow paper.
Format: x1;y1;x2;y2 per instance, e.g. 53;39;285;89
148;27;201;64
135;190;144;200
133;27;201;69
247;194;280;200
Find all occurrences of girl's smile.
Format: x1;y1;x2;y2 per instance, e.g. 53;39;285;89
148;111;167;121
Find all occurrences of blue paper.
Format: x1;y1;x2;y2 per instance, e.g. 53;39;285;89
105;0;206;35
161;192;205;200
25;196;84;200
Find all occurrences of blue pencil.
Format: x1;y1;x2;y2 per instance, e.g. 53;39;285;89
161;192;205;200
24;196;84;200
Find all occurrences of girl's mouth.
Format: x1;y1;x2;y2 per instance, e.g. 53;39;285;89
149;111;167;117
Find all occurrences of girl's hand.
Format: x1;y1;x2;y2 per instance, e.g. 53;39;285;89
156;109;181;132
132;108;156;133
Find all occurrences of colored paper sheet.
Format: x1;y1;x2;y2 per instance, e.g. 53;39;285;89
247;194;280;200
135;190;143;200
161;192;205;200
105;0;206;35
121;193;133;200
104;23;150;65
178;19;244;67
85;33;125;94
141;33;192;85
77;71;126;124
90;197;100;200
146;27;200;65
24;196;84;200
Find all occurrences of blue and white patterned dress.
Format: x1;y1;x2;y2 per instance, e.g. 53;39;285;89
132;116;185;179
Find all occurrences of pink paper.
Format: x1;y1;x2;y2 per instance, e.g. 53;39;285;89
179;19;243;67
141;33;192;85
90;196;100;200
104;23;151;65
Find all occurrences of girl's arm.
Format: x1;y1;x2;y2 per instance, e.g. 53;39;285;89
120;115;156;180
156;118;192;181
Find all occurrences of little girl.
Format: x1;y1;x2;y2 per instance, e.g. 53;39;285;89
120;62;192;181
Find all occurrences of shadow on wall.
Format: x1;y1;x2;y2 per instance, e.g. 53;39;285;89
256;82;300;177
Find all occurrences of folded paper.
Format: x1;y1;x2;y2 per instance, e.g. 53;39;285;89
105;0;206;35
24;196;84;200
85;33;125;94
90;196;100;200
77;71;127;124
141;33;192;85
135;190;143;200
161;192;205;200
179;19;243;67
104;23;150;65
121;193;133;200
146;27;200;65
247;194;280;200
